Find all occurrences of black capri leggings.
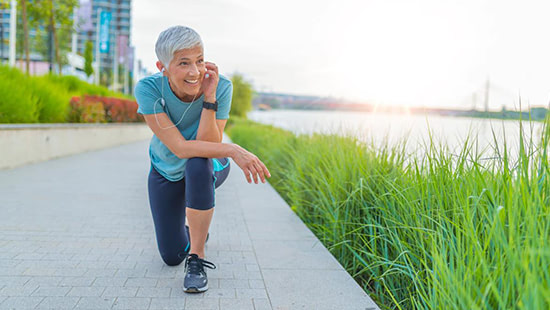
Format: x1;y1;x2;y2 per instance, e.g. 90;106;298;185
147;157;231;266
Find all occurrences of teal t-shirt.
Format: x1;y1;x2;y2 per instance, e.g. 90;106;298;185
134;72;233;182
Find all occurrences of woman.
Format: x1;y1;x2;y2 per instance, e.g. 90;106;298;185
134;25;270;294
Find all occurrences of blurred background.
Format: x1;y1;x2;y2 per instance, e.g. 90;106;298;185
1;0;549;145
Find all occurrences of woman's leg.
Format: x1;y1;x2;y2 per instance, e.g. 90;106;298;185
148;164;189;266
185;157;231;258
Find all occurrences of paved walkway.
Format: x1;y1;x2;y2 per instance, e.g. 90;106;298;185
0;136;380;310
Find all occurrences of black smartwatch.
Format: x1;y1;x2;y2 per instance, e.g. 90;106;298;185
202;100;218;111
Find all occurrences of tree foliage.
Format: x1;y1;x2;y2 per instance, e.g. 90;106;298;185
230;73;253;118
84;40;93;77
27;0;78;73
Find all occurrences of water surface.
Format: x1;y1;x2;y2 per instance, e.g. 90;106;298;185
248;109;545;161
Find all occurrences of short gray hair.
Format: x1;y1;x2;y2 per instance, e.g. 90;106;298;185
155;26;203;70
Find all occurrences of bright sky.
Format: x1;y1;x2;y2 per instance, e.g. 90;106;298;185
132;0;550;110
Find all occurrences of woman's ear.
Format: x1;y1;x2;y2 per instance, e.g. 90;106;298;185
155;61;165;74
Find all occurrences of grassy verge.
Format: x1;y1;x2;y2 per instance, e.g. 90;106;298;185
226;117;550;310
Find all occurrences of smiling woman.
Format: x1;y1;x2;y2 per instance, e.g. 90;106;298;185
133;25;271;294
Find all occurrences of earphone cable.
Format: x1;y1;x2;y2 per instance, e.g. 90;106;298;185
154;74;199;130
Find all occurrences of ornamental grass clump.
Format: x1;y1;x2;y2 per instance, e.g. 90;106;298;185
0;65;133;123
0;66;38;123
0;65;72;123
43;74;132;99
227;116;550;310
31;76;72;123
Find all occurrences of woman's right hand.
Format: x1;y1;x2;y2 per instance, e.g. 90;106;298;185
230;144;271;184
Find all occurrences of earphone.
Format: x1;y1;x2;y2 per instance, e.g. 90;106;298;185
160;68;166;106
153;67;199;130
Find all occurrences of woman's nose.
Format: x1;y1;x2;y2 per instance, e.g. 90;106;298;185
189;64;200;76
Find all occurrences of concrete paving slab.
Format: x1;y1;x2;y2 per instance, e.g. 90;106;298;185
0;136;380;310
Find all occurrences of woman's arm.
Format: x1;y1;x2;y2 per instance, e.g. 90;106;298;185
142;113;270;183
195;108;222;143
196;61;224;143
142;112;227;158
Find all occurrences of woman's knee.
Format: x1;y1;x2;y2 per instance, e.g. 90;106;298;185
185;157;215;210
185;157;212;177
160;250;187;266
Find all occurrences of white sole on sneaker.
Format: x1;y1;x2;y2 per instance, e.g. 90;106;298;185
183;283;208;293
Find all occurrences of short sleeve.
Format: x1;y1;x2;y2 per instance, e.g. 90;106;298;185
215;80;233;120
134;79;162;115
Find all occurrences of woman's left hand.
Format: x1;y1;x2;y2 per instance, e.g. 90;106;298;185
201;62;219;102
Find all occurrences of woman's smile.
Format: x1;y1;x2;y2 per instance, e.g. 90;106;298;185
184;79;199;84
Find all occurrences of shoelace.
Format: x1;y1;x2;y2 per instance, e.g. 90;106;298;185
186;254;217;275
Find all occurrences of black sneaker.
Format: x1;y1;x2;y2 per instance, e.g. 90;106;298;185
183;253;216;293
185;225;209;244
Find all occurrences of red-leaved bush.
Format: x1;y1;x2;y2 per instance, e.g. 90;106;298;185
69;95;144;123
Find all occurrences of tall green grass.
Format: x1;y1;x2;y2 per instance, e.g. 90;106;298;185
0;66;39;123
0;65;131;123
227;117;550;310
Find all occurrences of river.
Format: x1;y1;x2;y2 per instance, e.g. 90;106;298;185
248;109;546;160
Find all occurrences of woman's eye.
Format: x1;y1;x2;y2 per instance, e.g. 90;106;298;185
180;62;188;65
198;60;204;64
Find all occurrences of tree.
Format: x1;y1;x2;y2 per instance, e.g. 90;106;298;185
27;0;78;74
84;40;93;77
21;0;29;73
230;73;253;118
12;0;31;74
0;1;11;63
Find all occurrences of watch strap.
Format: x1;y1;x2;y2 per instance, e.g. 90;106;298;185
203;100;218;111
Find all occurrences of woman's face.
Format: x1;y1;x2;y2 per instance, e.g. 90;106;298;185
165;45;206;101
